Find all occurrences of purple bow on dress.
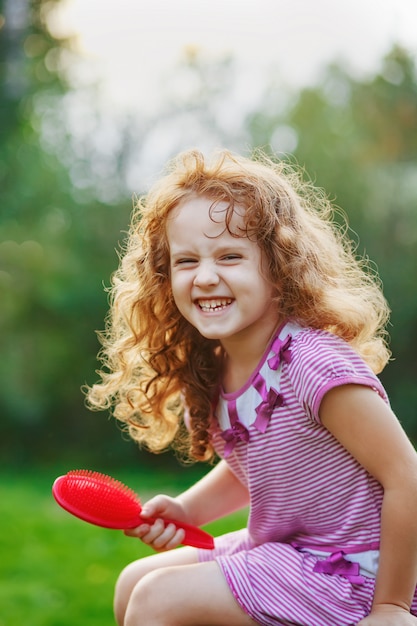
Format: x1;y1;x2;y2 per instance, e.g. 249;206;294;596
254;386;284;433
220;332;292;457
267;334;292;370
313;551;365;584
221;420;250;457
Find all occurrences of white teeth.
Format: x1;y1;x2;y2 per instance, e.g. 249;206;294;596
198;299;232;311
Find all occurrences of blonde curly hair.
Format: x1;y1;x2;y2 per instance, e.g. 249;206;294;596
85;149;390;461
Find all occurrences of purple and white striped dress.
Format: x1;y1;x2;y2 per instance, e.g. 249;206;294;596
199;321;417;625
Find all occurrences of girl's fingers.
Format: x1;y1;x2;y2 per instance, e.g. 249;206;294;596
139;518;166;544
124;519;186;551
123;524;151;538
162;528;186;551
152;523;185;551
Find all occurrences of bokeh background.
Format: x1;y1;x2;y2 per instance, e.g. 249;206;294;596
1;1;417;622
1;0;416;470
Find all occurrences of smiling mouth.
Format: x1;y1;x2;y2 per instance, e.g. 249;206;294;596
197;299;232;312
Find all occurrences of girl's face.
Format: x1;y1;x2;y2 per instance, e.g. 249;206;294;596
166;195;280;353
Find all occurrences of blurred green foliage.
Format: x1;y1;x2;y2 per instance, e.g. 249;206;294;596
0;0;133;467
0;466;246;625
1;0;416;470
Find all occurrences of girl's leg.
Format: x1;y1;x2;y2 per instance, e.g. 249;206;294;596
114;546;199;625
124;559;258;626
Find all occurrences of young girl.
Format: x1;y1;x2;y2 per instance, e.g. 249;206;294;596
86;149;417;626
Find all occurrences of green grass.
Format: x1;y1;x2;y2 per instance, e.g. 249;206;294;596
0;467;248;626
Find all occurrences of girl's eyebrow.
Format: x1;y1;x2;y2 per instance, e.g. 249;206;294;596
214;244;248;255
170;243;249;258
170;251;197;260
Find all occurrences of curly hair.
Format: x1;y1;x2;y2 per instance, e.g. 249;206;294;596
85;149;391;461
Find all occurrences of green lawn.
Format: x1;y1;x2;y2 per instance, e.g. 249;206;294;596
0;467;247;626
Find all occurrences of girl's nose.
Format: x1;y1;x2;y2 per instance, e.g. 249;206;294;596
193;263;220;287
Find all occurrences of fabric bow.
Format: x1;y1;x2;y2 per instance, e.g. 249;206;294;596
254;386;284;433
221;420;250;457
313;551;365;584
267;334;292;370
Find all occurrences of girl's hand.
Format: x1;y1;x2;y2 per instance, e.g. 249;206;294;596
123;494;187;552
357;604;417;625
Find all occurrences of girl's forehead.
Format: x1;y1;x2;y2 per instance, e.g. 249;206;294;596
166;195;248;243
170;195;246;223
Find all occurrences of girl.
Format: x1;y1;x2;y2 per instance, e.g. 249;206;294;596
86;149;417;626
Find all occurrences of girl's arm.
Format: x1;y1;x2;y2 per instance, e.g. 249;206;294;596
320;384;417;624
176;459;250;526
125;460;249;550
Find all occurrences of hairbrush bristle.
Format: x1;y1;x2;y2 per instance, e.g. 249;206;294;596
53;470;142;528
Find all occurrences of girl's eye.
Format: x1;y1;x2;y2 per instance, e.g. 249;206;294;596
175;258;197;265
221;254;241;261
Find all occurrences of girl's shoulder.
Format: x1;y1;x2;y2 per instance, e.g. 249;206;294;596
285;322;373;368
279;321;358;363
281;322;389;421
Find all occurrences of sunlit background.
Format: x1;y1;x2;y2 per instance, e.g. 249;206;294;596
44;0;417;186
1;0;417;466
1;1;417;623
1;0;417;465
54;0;417;104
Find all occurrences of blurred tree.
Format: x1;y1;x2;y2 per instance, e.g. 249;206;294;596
0;0;133;467
247;45;417;436
54;46;247;194
1;4;416;469
0;13;248;468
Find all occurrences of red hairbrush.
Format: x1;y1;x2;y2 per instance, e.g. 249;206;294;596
52;470;214;549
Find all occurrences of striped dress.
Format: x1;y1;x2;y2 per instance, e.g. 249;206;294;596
199;321;417;625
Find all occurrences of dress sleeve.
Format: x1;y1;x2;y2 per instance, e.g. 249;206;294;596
286;329;389;424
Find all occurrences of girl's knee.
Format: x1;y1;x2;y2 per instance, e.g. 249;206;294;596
114;560;154;626
114;548;199;626
124;568;174;626
124;562;255;626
